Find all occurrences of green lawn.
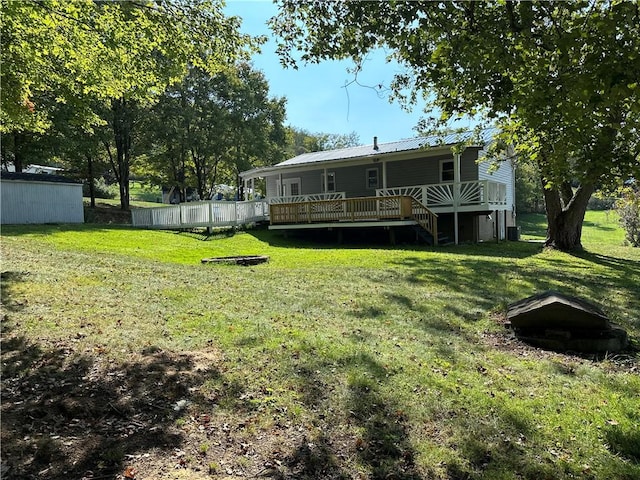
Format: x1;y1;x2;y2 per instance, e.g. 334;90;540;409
1;211;638;480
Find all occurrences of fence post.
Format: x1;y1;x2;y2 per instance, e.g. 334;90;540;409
234;202;238;229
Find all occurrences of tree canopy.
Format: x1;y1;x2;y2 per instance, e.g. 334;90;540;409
138;63;287;200
272;0;640;250
2;0;257;133
2;0;259;209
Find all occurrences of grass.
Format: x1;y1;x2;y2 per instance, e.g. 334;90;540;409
1;211;639;479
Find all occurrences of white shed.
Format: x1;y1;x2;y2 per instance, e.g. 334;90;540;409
1;172;84;224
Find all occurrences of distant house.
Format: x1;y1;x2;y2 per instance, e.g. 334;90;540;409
4;164;65;175
1;172;84;225
239;132;516;244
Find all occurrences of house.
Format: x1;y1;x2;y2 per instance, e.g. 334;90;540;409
1;172;84;225
239;131;516;244
3;163;65;175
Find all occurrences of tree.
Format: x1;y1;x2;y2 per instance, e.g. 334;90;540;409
271;1;640;250
138;63;287;200
284;127;360;157
515;161;545;214
2;0;258;209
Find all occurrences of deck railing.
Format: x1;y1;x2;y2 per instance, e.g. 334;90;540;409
270;195;411;224
269;195;438;242
269;192;346;204
131;200;269;229
377;180;507;209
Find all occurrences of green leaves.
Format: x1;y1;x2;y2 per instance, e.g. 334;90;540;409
2;0;258;133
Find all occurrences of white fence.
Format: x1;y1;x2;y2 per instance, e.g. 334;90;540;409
131;200;269;229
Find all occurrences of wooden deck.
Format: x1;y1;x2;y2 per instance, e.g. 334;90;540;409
269;195;439;244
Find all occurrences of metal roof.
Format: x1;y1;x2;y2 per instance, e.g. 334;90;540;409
278;131;488;167
241;129;495;177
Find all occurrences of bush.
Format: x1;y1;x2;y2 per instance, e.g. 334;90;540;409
615;186;640;247
588;194;617;211
84;177;119;199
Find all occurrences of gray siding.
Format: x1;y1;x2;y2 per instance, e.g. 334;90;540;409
1;179;84;224
387;149;480;187
263;147;483;199
387;154;446;187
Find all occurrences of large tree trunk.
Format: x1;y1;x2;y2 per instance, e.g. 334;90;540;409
543;183;594;251
12;132;26;172
111;97;133;211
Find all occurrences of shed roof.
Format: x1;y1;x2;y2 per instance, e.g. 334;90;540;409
1;172;82;184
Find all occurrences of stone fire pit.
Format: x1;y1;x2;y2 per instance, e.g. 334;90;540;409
506;291;628;353
201;255;269;266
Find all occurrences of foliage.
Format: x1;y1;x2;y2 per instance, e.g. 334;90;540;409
82;177;118;200
2;217;638;479
2;0;257;132
271;1;640;250
284;127;361;157
2;0;259;209
616;185;640;247
587;193;618;211
515;161;544;214
137;64;287;200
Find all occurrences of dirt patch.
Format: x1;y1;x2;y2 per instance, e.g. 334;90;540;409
483;315;639;373
0;335;354;480
84;203;132;224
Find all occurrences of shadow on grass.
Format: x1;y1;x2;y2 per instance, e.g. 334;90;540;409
0;223;133;237
287;352;421;479
1;271;251;479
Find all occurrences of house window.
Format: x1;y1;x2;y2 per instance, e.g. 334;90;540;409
279;178;301;196
441;160;455;182
366;168;379;189
321;172;336;192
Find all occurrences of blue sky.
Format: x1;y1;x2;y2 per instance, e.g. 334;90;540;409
224;0;430;146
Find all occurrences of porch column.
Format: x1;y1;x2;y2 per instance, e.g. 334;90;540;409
382;160;387;189
323;168;328;193
251;177;255;200
453;152;461;245
243;178;248;201
279;173;283;196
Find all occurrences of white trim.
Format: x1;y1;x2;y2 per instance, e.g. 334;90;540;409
321;171;336;192
277;177;301;196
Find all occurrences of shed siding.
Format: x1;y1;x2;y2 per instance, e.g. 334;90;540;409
1;180;84;224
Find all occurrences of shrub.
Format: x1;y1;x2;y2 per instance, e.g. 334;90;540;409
588;193;617;211
84;177;119;199
615;186;640;247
